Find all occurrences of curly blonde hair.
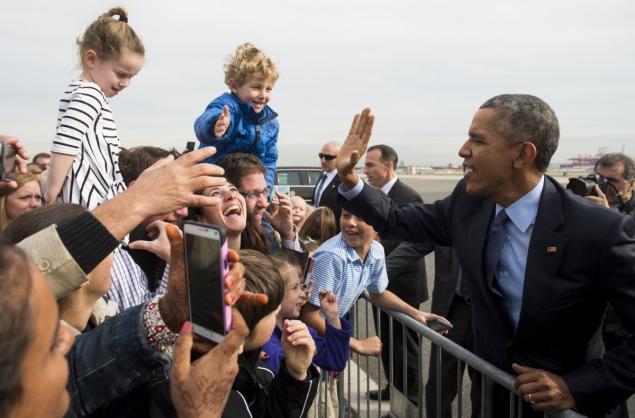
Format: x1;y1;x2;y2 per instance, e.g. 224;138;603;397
77;7;145;65
224;43;279;88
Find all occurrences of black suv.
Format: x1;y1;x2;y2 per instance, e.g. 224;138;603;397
275;166;323;203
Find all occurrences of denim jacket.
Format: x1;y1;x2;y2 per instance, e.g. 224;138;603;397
65;302;171;418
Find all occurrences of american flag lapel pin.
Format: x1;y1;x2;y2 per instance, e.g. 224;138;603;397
547;246;557;253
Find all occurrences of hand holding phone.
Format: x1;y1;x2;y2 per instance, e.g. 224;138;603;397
183;221;230;343
427;316;453;333
0;141;16;180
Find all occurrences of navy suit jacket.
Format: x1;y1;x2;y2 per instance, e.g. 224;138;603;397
340;176;635;417
382;178;430;305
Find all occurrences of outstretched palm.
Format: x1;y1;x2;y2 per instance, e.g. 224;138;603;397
336;107;375;187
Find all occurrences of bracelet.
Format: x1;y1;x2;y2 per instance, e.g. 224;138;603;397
143;296;178;358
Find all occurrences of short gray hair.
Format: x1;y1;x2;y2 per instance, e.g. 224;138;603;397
480;94;559;172
595;153;635;181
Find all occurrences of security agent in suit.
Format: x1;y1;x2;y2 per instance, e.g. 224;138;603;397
335;99;635;418
363;145;430;404
425;245;481;418
313;141;343;226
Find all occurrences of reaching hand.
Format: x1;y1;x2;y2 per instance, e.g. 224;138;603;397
214;105;231;138
128;220;172;262
170;309;249;418
130;148;227;218
513;363;576;413
265;192;295;240
336;108;374;189
350;336;382;356
318;291;341;329
158;224;267;353
281;319;316;380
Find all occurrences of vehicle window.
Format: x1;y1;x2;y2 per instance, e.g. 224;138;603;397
277;171;302;186
307;171;323;185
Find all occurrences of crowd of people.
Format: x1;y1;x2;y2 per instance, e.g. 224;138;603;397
1;6;635;418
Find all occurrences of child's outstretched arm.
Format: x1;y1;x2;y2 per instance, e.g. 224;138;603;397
194;99;234;145
45;153;75;204
367;289;452;332
213;105;231;138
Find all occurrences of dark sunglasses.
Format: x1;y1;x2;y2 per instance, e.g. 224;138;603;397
318;153;337;161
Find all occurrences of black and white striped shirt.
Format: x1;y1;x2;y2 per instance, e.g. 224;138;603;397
51;80;126;209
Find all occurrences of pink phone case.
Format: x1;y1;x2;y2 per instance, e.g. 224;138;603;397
219;239;232;332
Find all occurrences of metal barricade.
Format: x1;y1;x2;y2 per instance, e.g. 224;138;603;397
312;294;587;418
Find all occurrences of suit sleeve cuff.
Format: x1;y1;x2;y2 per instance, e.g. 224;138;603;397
338;178;364;200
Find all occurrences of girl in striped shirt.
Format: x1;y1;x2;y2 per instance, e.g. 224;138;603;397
45;7;145;209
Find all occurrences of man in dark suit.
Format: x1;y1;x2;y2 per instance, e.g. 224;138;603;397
313;141;343;224
334;98;635;418
363;144;430;405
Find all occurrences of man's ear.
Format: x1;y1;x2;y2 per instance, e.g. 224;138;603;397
513;142;537;169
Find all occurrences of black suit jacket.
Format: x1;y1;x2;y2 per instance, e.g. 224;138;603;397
340;176;635;417
381;179;430;305
314;174;342;224
430;245;461;317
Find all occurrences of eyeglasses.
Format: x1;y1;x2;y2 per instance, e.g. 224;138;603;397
239;186;271;201
288;281;312;293
319;153;337;161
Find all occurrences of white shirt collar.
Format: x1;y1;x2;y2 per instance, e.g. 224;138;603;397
380;176;399;195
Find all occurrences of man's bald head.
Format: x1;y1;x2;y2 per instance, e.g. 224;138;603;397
319;141;341;172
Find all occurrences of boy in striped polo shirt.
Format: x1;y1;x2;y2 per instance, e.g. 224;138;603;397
302;209;449;355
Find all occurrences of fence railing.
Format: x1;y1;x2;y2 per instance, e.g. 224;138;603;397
310;294;587;418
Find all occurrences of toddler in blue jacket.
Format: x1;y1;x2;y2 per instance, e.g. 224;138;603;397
262;255;352;374
194;43;280;186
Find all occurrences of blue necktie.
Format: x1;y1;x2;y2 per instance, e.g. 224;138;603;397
484;209;509;281
314;173;327;204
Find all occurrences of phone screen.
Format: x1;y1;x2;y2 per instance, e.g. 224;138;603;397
184;226;225;342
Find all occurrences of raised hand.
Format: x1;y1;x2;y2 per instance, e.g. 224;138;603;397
0;135;29;192
281;319;316;380
170;309;249;418
336;108;374;189
318;290;341;329
214;105;231;138
265;192;295;240
128;219;171;262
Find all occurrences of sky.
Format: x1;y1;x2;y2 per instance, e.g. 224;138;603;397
1;0;633;168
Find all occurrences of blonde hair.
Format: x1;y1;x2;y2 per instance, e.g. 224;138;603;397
224;43;279;88
77;7;145;65
0;173;41;231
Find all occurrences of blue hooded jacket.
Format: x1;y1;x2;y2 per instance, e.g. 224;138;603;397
194;92;279;186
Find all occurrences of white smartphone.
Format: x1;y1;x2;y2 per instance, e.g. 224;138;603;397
183;221;230;343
